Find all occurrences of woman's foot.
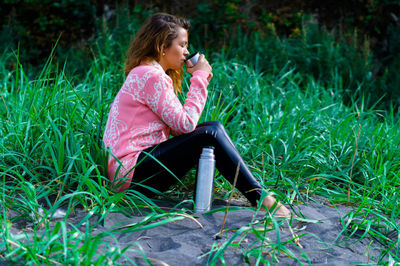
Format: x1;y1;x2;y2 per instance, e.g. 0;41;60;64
260;195;292;218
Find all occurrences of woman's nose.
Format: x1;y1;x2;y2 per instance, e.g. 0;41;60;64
184;48;189;56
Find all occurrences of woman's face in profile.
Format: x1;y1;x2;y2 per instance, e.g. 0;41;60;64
162;27;190;71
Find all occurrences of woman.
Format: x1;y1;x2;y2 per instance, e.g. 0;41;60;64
103;13;291;217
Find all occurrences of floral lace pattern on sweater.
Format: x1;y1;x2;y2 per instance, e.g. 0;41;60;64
103;61;209;191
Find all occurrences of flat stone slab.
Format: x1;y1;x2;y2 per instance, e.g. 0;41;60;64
96;197;387;265
4;196;393;265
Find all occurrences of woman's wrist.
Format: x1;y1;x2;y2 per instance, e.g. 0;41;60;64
192;70;209;79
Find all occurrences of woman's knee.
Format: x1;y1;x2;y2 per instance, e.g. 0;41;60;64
198;121;223;129
196;121;226;138
197;121;220;128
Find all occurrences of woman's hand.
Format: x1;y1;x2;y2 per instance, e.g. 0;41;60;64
186;54;213;82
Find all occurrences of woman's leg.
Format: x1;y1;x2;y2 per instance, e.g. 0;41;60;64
132;121;262;206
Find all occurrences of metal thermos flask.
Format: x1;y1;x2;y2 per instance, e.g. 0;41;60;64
194;147;216;214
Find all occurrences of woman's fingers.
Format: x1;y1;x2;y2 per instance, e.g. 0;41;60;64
186;54;213;76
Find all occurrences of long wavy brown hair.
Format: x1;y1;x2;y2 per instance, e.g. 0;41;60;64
124;13;190;93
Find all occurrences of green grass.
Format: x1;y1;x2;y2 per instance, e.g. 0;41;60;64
1;17;400;264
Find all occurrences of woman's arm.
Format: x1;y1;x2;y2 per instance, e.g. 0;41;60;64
144;70;210;135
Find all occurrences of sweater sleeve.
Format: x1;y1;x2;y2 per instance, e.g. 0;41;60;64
144;70;209;135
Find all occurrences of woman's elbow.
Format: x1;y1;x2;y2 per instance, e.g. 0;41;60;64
177;120;197;134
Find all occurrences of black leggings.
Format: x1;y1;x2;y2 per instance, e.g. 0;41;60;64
132;121;263;206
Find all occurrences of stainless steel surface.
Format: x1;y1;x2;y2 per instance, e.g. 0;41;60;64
194;147;215;214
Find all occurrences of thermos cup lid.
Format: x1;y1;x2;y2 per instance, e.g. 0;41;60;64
185;52;199;61
185;52;200;67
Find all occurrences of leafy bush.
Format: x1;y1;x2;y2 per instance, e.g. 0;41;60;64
2;1;399;108
1;0;97;63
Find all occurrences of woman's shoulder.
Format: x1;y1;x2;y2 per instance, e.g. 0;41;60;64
125;61;172;92
128;60;164;77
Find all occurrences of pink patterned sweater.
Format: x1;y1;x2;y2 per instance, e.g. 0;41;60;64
103;60;210;191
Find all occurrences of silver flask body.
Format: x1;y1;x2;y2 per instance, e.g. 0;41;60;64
194;147;216;213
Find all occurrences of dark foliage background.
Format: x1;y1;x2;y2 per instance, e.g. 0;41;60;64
1;0;400;108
